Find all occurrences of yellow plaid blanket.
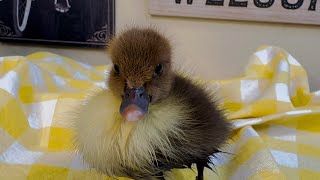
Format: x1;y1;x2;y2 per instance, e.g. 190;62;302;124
0;46;319;180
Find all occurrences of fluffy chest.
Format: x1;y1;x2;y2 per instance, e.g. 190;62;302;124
73;88;188;175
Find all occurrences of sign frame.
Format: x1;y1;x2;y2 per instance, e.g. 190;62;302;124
149;0;320;25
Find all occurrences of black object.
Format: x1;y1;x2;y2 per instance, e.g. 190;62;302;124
0;0;115;48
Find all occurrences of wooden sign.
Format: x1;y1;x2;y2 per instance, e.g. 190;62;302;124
149;0;320;25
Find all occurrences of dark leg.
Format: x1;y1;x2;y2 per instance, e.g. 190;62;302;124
196;163;204;180
154;171;166;180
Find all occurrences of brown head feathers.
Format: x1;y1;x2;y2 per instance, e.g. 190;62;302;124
107;27;173;104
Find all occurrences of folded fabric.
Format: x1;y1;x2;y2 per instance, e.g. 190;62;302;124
0;46;319;179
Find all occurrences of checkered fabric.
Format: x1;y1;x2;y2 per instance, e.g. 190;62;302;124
0;46;319;180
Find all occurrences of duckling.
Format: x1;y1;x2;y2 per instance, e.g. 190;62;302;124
72;27;232;180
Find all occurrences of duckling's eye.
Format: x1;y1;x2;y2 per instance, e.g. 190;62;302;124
113;64;120;75
153;64;163;78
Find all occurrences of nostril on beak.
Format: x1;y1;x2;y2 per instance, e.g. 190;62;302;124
124;87;147;100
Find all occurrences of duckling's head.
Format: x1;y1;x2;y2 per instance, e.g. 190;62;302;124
107;27;173;122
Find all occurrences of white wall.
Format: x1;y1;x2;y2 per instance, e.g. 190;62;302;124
0;0;319;90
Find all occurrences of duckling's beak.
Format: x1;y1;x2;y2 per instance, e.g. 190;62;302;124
120;87;150;122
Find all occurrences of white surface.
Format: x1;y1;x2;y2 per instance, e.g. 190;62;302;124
0;142;43;165
26;100;58;129
0;71;20;97
240;80;259;102
270;150;298;168
275;83;290;102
